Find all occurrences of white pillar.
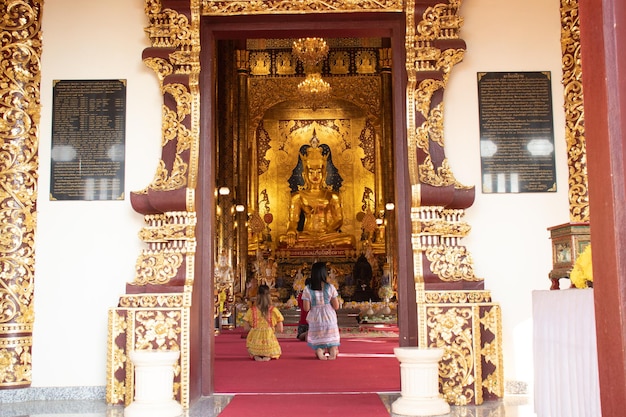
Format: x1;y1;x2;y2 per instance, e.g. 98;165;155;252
392;347;450;416
124;350;183;417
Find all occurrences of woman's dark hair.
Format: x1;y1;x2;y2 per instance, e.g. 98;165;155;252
310;262;328;291
256;284;271;316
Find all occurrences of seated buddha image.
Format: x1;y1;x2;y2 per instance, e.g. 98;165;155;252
279;136;356;249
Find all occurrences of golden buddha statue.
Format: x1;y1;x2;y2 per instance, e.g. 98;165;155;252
279;139;355;248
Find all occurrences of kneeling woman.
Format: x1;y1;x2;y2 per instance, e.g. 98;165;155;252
302;262;341;360
243;284;284;361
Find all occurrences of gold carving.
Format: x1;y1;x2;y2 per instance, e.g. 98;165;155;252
144;4;192;49
201;0;403;15
411;207;481;283
422;302;503;405
107;305;189;406
329;51;350;74
275;51;296;75
560;0;588;222
250;52;272;76
0;335;33;387
425;245;478;282
247;76;382;124
416;2;463;41
378;48;392;70
118;294;186;308
106;310;127;404
439;48;465;84
135;310;182;350
427;306;476;405
414;79;444;119
355;50;377;74
424;290;492;304
236;50;250;71
133;252;185;286
131;212;196;286
138;223;196;242
150;156;189;191
143;57;174;86
0;0;42;388
419;218;471;237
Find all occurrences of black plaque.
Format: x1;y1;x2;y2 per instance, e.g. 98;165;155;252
50;79;126;200
477;72;556;193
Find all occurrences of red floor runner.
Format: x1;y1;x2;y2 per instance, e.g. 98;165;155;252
219;393;390;417
214;331;400;394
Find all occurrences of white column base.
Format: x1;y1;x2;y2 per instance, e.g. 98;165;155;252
124;350;183;417
392;347;450;416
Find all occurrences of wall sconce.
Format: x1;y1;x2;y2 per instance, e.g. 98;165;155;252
235;204;246;213
376;218;384;226
385;202;395;211
218;186;230;196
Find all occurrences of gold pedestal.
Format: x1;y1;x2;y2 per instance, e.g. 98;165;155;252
419;290;504;405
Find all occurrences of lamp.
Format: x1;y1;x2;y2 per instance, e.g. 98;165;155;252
292;37;329;70
385;202;395;211
292;37;331;110
235;204;246;213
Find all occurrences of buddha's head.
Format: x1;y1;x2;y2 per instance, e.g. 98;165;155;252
302;145;327;189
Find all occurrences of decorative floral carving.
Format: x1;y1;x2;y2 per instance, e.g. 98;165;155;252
560;0;588;222
133;252;185;285
0;0;42;388
135;310;182;350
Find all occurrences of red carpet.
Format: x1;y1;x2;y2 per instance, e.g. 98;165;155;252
214;331;400;394
218;393;390;417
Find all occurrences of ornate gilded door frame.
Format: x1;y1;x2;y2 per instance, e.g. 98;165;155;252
113;0;495;405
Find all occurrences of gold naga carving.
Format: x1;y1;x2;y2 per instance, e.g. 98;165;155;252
0;0;42;389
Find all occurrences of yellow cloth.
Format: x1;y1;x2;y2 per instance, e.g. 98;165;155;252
243;306;284;359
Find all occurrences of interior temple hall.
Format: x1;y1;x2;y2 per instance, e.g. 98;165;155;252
1;1;625;417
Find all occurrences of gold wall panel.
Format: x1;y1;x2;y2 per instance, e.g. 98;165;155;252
560;0;588;222
106;304;190;407
419;292;504;405
0;0;42;388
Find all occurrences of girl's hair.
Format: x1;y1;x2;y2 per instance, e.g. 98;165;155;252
309;262;328;291
256;284;271;316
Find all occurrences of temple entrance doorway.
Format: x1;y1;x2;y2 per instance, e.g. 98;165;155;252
199;13;412;394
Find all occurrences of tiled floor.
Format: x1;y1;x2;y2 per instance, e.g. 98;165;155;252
0;394;536;417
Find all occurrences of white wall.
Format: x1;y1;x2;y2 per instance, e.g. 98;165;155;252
34;0;161;386
33;0;567;391
446;0;568;391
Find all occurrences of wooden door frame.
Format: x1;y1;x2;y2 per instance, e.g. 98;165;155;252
195;13;413;396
